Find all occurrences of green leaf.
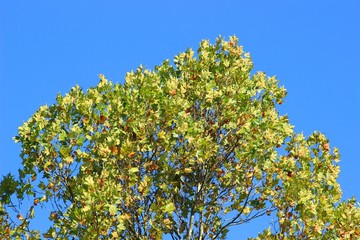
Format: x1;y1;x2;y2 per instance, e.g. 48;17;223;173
76;135;85;145
12;136;21;143
164;202;175;213
29;206;35;218
59;130;67;141
0;174;18;204
109;205;117;215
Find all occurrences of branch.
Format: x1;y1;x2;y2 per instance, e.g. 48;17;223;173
212;173;255;239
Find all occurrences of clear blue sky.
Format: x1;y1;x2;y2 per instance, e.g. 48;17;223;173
1;1;359;239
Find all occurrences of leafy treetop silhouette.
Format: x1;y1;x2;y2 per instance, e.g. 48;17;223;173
1;36;360;239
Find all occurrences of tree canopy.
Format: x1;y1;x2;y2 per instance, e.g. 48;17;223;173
1;36;360;239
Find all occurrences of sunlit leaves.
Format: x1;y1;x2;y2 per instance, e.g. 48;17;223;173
1;36;359;239
164;202;176;214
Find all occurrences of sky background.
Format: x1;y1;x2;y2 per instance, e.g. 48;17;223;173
1;1;359;239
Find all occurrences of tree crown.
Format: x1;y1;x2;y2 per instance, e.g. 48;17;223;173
1;36;359;239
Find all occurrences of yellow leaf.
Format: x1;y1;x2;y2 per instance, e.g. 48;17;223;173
243;207;251;215
64;156;74;164
129;167;139;173
184;168;192;173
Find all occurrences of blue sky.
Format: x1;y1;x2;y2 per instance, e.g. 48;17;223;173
1;1;359;239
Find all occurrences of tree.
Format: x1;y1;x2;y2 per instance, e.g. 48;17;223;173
1;36;360;239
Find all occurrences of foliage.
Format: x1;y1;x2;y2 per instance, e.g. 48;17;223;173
1;36;360;239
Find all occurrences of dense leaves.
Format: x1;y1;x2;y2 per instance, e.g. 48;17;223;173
1;36;359;239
